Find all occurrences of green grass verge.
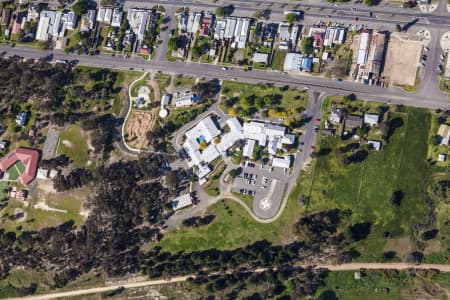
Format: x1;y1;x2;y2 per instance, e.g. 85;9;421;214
173;75;196;88
221;81;308;117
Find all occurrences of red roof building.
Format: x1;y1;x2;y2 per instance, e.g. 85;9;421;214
200;15;213;36
313;32;324;48
0;148;39;185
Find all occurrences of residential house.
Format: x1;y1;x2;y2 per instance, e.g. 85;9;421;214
313;32;324;48
253;53;269;65
127;9;149;41
187;12;202;33
364;113;379;126
329;108;344;125
16;112;27;126
96;8;112;25
278;22;290;41
27;4;40;22
12;12;24;34
200;13;214;36
178;12;189;32
345;115;363;130
111;8;123;28
437;124;450;145
81;10;96;32
65;12;77;30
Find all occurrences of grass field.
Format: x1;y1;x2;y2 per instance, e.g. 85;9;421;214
57;125;90;169
173;75;196;88
300;103;444;261
221;81;308;117
154;73;172;93
159;199;304;252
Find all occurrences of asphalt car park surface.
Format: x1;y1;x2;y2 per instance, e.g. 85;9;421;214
232;161;289;219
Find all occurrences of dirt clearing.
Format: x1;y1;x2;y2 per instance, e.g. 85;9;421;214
382;34;422;86
125;111;155;149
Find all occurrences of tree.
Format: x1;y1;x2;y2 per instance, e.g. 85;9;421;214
430;135;440;146
395;24;402;32
168;37;178;51
165;171;178;192
285;13;297;24
72;0;91;15
300;37;313;55
228;107;237;116
365;0;375;6
215;6;225;17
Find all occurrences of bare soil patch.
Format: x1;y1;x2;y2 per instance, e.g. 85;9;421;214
125;111;155;149
382;34;422;86
383;237;417;257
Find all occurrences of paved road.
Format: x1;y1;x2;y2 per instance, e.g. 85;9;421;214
1;45;448;110
127;0;450;29
11;262;450;300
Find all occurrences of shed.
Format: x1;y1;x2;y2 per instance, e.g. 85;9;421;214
368;140;381;151
171;193;193;211
364;113;379;126
253;53;269;64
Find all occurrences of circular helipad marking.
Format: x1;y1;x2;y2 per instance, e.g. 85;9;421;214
259;198;272;211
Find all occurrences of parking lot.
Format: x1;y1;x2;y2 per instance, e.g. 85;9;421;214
232;160;288;219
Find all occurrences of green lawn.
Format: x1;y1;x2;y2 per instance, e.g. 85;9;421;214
57;125;90;169
159;198;304;252
6;161;25;181
271;50;287;71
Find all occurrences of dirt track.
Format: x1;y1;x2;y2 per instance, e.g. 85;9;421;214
14;263;450;300
124;110;155;149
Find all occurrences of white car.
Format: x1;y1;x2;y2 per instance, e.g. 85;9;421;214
222;67;228;70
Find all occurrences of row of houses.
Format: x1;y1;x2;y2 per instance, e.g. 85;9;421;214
329;108;380;128
213;17;251;49
178;12;214;36
308;25;346;48
36;10;77;41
